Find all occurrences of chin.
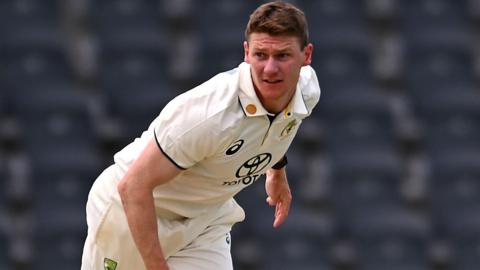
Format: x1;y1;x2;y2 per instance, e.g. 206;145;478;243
262;81;284;91
260;91;286;102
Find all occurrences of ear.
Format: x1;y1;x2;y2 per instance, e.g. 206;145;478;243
243;41;250;63
302;43;313;66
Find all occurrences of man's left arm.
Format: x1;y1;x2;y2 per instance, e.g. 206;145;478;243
265;158;292;228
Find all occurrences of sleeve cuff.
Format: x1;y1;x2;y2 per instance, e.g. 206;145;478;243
154;129;187;170
271;155;288;170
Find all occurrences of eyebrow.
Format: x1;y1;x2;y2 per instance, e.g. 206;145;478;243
251;45;294;52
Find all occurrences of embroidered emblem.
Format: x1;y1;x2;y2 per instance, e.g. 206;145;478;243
104;258;118;270
280;119;298;138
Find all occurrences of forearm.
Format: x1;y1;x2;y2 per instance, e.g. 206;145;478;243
118;180;168;270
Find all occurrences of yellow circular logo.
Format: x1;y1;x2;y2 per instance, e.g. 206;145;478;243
246;104;257;114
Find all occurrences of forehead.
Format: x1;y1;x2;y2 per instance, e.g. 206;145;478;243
248;33;301;50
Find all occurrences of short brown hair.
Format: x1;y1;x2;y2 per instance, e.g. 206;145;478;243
245;1;309;48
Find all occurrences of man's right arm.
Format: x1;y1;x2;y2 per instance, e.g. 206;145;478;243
117;138;183;270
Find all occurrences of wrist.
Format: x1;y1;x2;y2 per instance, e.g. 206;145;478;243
267;165;286;179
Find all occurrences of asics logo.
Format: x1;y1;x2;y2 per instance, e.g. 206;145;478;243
226;139;244;155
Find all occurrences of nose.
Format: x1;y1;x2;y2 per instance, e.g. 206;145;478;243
264;57;279;75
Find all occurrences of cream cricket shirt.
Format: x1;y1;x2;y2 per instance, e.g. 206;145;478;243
113;62;320;218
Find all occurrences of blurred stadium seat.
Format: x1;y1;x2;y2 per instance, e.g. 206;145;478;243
0;0;69;89
262;235;333;270
404;47;475;99
329;144;404;213
2;39;72;89
414;89;480;150
305;0;372;89
427;147;480;212
301;0;367;26
31;230;85;270
188;0;255;81
436;204;480;270
320;85;397;148
0;208;10;270
98;57;176;146
447;230;480;269
9;87;95;148
400;0;476;100
89;0;174;146
0;0;61;39
90;0;170;81
0;152;5;200
399;0;470;29
26;142;101;227
26;141;100;270
314;47;373;90
345;204;432;270
89;0;162;29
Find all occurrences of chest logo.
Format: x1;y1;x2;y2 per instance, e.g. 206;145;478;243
236;153;272;178
281;119;298;138
226;139;244;155
104;258;118;270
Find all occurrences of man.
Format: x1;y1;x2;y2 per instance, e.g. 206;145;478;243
81;1;320;270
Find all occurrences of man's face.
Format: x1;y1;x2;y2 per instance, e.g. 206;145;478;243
244;33;313;112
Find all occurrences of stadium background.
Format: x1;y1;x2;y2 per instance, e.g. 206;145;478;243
1;0;480;269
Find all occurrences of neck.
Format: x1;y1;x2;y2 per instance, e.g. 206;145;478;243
255;88;295;114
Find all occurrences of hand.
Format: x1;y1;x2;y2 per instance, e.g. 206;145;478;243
265;168;292;228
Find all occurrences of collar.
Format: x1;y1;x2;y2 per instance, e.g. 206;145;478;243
238;62;309;119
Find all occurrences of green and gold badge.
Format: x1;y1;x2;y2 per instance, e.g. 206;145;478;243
104;258;118;270
281;119;298;138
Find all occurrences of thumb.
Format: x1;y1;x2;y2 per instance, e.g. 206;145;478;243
266;196;277;206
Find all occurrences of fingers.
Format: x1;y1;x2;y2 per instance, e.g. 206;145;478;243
273;198;291;228
266;196;276;206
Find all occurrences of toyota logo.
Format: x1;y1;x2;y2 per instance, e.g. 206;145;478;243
236;153;272;178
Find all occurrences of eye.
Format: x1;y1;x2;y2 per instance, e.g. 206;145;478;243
254;52;267;59
277;53;290;60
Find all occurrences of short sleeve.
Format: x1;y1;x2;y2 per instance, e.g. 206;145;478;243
153;96;217;170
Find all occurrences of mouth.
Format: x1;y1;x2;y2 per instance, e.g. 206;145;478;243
263;79;283;84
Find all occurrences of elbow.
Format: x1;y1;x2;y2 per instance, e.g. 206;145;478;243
117;175;152;203
117;178;138;207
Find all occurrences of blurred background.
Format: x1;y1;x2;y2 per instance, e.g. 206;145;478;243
1;0;480;269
